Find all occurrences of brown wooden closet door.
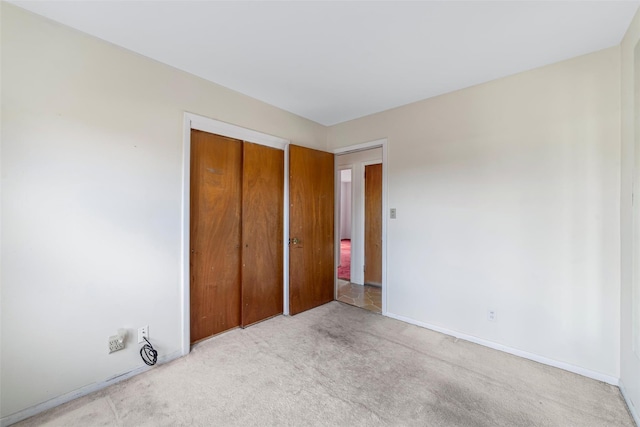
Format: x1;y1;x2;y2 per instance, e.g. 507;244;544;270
364;163;382;285
241;142;284;326
190;130;242;343
289;145;335;315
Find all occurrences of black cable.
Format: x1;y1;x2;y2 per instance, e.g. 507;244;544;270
140;337;158;366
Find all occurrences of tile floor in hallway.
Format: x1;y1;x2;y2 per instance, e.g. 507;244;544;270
336;279;382;313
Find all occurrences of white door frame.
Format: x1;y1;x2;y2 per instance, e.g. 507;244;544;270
333;139;388;315
181;112;290;356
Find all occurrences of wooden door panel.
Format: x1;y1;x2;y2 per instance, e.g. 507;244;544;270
190;130;242;343
289;145;335;315
364;163;382;285
241;142;284;326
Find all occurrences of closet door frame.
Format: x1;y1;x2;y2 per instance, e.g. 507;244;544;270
181;112;289;355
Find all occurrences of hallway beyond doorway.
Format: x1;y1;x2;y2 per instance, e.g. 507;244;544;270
337;279;381;313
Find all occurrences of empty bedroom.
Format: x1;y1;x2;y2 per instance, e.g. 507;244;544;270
2;1;640;426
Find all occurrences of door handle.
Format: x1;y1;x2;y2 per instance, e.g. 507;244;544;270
289;237;300;245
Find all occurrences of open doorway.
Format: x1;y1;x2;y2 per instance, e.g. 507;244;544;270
335;148;383;313
338;169;352;282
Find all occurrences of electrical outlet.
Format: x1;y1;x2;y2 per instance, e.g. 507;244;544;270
390;208;397;219
138;325;149;343
108;335;125;353
487;310;497;322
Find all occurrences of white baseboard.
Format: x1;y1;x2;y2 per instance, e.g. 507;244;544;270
2;316;629;426
1;350;183;427
620;380;640;426
385;312;619;386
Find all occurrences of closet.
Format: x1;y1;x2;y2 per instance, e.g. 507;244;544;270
190;129;283;343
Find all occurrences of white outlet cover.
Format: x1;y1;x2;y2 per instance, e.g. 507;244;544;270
138;325;149;343
108;335;125;353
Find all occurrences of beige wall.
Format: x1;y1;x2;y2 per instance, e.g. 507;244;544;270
620;6;640;423
328;47;621;379
0;3;325;418
2;0;634;422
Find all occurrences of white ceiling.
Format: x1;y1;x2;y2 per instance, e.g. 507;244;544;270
9;1;640;126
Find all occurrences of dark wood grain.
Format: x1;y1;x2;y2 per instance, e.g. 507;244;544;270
289;144;335;315
190;130;242;343
364;163;382;285
241;142;284;327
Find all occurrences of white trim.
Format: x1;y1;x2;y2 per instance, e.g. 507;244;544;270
181;112;290;351
186;112;288;150
181;115;191;356
0;350;182;427
385;312;620;386
283;144;290;315
333;138;387;155
333;138;388;315
381;141;388;315
620;379;640;426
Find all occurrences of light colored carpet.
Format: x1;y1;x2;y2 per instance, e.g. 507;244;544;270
15;302;634;426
